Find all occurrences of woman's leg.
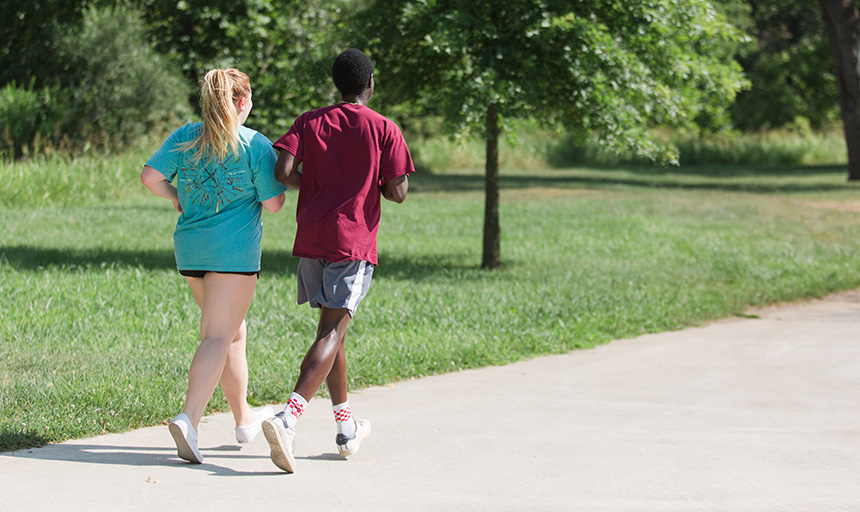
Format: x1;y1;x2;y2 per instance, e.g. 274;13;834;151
181;273;257;430
219;319;256;427
184;277;255;427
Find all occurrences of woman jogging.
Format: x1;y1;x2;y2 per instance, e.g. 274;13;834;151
140;68;286;464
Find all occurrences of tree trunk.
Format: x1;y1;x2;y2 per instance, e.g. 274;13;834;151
819;0;860;181
482;103;501;269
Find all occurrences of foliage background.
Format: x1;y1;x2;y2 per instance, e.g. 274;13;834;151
0;0;846;163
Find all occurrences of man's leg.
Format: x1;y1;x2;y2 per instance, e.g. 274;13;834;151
261;306;351;473
325;332;349;405
293;306;351;400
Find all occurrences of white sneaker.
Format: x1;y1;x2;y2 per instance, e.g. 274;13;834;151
168;413;203;464
235;406;274;443
261;411;297;473
336;418;371;458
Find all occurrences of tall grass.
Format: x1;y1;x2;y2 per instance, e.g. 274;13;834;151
548;127;847;168
0;146;155;207
404;119;847;172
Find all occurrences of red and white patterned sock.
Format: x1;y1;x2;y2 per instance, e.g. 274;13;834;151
283;392;307;429
332;401;356;437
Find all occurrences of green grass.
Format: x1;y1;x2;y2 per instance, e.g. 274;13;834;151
3;148;860;452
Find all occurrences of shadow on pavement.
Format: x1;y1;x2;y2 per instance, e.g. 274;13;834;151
1;441;284;477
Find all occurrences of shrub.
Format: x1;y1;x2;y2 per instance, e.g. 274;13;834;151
56;5;191;151
0;83;66;159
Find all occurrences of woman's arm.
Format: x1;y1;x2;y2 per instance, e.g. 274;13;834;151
141;165;182;213
261;193;286;213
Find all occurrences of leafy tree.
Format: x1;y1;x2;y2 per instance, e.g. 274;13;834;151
728;0;838;131
356;0;747;269
138;0;352;137
818;0;860;181
222;0;357;135
0;0;90;88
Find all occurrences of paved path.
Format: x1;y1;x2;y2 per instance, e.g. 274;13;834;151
3;289;859;511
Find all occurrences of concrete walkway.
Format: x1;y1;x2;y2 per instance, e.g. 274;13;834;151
3;289;859;511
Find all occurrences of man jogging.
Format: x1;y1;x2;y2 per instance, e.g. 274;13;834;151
262;48;414;473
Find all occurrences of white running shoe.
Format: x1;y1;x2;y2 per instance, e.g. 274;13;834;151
168;413;203;464
336;418;371;458
261;411;297;473
235;406;274;443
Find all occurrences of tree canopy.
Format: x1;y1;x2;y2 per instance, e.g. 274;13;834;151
138;0;353;134
357;0;748;164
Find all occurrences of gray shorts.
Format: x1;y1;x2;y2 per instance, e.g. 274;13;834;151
296;258;374;316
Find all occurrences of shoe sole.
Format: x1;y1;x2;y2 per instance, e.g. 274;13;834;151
168;422;202;464
337;420;371;457
262;419;296;473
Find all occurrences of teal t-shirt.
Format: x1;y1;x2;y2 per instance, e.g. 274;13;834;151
146;122;286;272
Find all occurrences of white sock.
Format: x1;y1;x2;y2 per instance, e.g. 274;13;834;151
332;401;356;437
283;392;307;429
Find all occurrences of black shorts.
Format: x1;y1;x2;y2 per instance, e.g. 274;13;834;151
179;270;260;278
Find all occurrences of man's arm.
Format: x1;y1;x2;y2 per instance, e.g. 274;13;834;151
381;175;409;203
274;150;301;190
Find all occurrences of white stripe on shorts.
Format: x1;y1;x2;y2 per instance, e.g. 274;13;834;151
346;261;367;313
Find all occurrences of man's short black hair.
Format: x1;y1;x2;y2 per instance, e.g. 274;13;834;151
332;48;374;96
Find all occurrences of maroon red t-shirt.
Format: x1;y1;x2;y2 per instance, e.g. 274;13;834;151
273;103;415;265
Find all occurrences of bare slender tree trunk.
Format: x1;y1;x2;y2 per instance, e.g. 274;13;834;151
819;0;860;181
482;103;501;269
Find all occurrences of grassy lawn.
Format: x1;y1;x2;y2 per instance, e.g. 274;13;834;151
2;158;860;452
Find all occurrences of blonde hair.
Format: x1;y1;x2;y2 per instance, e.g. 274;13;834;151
182;68;251;164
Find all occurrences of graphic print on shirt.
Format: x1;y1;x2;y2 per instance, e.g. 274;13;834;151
181;160;246;213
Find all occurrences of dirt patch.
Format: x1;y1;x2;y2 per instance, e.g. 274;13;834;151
790;199;860;213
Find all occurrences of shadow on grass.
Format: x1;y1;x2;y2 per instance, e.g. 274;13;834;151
410;164;855;195
0;246;479;281
0;245;301;275
0;430;50;453
375;254;483;281
0;246;177;271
